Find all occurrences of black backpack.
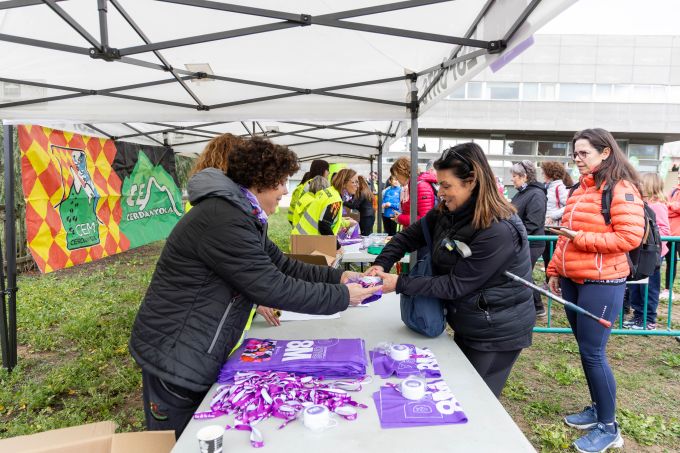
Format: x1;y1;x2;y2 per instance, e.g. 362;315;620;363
568;182;661;281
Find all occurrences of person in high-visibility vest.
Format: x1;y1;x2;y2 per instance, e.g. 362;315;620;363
292;175;330;226
293;168;358;238
287;159;329;225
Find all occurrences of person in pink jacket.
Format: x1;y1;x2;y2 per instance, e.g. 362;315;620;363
664;171;680;299
389;157;437;227
624;173;669;331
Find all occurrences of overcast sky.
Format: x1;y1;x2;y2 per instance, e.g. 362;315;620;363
539;0;680;35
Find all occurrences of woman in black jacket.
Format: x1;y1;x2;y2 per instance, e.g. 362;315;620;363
345;175;376;235
129;135;380;437
367;143;535;397
510;160;548;317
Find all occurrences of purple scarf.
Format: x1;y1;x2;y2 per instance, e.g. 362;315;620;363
239;186;268;225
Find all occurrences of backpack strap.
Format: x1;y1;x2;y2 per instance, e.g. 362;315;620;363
601;183;612;225
420;215;433;252
568;182;580;197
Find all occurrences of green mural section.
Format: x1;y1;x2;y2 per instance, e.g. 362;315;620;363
120;153;183;248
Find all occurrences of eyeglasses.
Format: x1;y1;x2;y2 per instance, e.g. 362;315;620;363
571;150;590;161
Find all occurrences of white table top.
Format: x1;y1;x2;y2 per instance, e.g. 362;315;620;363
173;293;535;453
340;242;410;264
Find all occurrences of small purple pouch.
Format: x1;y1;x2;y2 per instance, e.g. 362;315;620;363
347;276;382;304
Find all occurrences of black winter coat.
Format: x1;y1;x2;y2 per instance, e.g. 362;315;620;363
511;181;547;248
373;198;535;351
129;169;349;392
345;193;375;219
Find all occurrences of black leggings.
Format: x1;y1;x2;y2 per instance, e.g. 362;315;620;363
359;215;375;236
383;216;398;236
455;336;522;398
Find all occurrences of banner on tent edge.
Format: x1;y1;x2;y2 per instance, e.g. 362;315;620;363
18;125;184;273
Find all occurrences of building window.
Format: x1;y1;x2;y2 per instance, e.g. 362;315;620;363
628;144;659;160
467;82;483;99
523;83;539;100
506;140;534;156
559;84;592;102
613;84;632;102
539;83;556;101
2;83;20;98
538;142;569;157
448;85;465;99
594;84;613;101
487;82;520;100
670;86;680;103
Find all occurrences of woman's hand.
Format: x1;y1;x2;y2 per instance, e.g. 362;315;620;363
547;226;578;240
383;202;391;208
340;271;361;284
347;283;383;306
256;306;281;326
376;271;397;293
548;276;561;296
364;265;384;276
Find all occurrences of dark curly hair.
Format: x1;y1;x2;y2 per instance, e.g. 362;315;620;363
227;137;300;189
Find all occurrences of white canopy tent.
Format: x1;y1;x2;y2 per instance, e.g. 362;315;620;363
0;0;575;369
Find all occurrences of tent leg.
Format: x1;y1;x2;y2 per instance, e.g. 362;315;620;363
3;125;17;371
409;78;419;261
377;150;383;233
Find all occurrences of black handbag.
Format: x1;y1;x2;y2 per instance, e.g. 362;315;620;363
399;217;446;337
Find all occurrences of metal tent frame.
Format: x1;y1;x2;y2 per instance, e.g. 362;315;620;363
0;0;561;370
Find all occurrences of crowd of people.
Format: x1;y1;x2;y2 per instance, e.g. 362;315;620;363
130;127;669;453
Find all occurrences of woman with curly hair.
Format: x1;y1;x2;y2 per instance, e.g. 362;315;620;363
130;136;380;438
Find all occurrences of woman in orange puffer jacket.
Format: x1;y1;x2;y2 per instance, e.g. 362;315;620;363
546;128;644;453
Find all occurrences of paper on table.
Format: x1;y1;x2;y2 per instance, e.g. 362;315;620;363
277;311;341;322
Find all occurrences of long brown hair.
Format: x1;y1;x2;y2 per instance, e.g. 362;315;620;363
434;143;516;229
572;128;640;192
356;175;373;200
332;168;357;193
190;133;245;175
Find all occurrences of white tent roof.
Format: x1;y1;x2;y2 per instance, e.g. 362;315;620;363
0;0;575;157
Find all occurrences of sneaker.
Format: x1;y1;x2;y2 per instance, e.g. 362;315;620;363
535;307;547;318
573;423;624;453
565;406;598;430
630;321;656;331
659;289;669;300
622;316;642;329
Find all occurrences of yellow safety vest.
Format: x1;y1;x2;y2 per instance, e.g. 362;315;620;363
287;180;309;225
229;306;257;357
293;191;316;226
292;187;342;236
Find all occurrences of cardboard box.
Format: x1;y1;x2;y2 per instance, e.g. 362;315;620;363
289;235;338;266
0;421;175;453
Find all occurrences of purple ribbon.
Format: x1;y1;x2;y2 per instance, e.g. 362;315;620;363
194;370;367;448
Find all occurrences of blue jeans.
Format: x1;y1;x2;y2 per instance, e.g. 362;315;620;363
629;266;660;324
560;278;625;424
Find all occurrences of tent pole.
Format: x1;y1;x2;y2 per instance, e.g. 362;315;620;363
98;0;109;49
377;148;383;233
409;78;419;227
3;124;17;370
409;77;419;262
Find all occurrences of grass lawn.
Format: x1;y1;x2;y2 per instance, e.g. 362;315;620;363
1;210;679;451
